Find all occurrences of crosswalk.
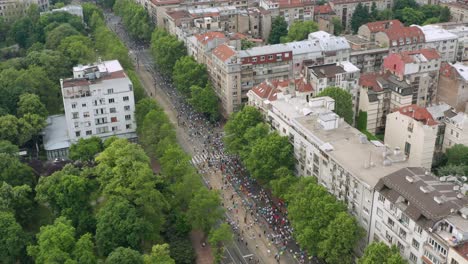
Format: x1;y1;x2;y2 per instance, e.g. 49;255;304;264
190;152;223;166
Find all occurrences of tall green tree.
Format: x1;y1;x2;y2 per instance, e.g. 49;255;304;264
224;106;263;154
316;87;354;124
318;212;364;264
283;20;318;42
332;17;344;36
58;35;96;65
0;211;26;263
151;29;187;76
187;188;224;234
400;7;425;26
189;83;220;121
105;247;143;264
351;3;370;33
172;56;208;96
69;137;103;161
209;223;233;264
0;153;35;186
143;244;175;264
113;0;153;42
135;98;161;128
268;16;288;44
0;140;19;155
45;23;80;49
0;182;34;226
359;242;407;264
446;144;468;166
17;93;48;118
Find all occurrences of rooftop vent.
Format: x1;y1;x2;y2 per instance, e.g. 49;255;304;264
406;176;414;183
457;193;464;199
434;196;445;205
420;185;430;193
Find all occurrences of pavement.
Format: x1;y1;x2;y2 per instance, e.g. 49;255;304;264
103;12;314;264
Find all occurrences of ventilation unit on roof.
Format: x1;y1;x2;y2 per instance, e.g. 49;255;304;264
420;185;430;193
434;196;444;205
406;176;414;183
457;193;464;199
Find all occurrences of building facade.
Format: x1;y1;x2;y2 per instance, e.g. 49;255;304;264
0;0;49;21
438;62;468;113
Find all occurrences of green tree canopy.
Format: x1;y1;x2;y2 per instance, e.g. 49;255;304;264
359;242;407;264
0;211;26;263
446;144;468;166
172;56;208;96
209;223;233;263
58;35;96;65
0;153;35;186
17;93;48;118
113;0;153;42
189;83;220;121
283;20;318;42
143;244;175;264
69;137;103;161
105;247;143;264
0;182;34;226
268;16;288;44
151;29;187;76
224;106;263;154
316;87;354;124
187;188;224;234
332;17;344;36
0;140;19;155
135;98;161;128
45;23;80;49
351;3;370;33
241;39;255;50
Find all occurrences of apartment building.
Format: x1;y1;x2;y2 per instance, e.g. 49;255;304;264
43;60;137;160
313;3;336;34
413;25;459;63
382;49;441;107
375;24;426;53
259;0;315;26
384;105;439;169
441;2;468;24
189;31;228;64
330;0;393;32
148;0;181;26
358;72;413;134
370;167;468;264
0;0;49;21
443;110;468;151
438;62;468;113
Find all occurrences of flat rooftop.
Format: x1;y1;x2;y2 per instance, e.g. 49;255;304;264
294;115;408;188
43;114;70;151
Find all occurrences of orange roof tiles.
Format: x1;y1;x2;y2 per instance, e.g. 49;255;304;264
212;44;236;62
384;26;425;46
251;78;313;101
397;105;438;126
359;73;382;92
195;32;226;45
277;0;315;8
364;20;403;33
314;4;334;14
394;49;440;63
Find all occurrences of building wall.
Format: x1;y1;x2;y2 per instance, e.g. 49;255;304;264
437;73;468;113
0;0;49;21
384;111;437;169
447;246;467;264
424;39;458;63
443;116;468;151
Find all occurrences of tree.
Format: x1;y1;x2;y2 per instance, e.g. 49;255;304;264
151;29;187;76
140;108;174;157
446;144;468;166
268;16;288;44
69;137;103;161
143;244;175;264
96;197;147;256
0;211;26;263
113;0;153;42
285;178;346;255
45;23;80;49
283;20;318;42
0;115;20;144
172;56;208;96
378;9;394;20
27;217;96;264
269;170;298;198
359;242;407;264
135;98;161;128
357;110;368;131
58;35;96;65
241;39;255;50
35;166;95;234
187;188;224;234
370;2;379;21
224;106;263;154
423;17;439;25
209;223;233;263
240;123;270;159
318;212;364;264
351;3;370;33
189;83;220;121
400;7;425;26
393;0;418;11
105;247;143;264
159;145;192;183
73;233;97;264
17;93;48;118
0;140;19;155
437;164;468;177
0;153;35;186
439;6;451;22
244;132;294;183
332;17;343;36
316;87;354;124
169;172;203;212
0;182;34;226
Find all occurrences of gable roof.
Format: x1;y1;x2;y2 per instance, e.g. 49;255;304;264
212;44;236;62
364;19;403;33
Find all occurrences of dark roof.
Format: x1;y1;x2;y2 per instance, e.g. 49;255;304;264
308;64;346;78
375;167;468;228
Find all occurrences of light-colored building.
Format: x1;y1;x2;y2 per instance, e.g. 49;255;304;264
375;23;426;53
43;60;137;160
370;167;468;264
441;2;468;24
259;0;315;26
0;0;49;21
447;242;468;264
40;4;83;20
346;34;389;73
330;0;393;32
384;105;439;169
412;25;459;63
438;62;468;113
358;73;414;134
443;110;468;150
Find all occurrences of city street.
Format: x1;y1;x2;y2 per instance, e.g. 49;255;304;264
104;12;316;264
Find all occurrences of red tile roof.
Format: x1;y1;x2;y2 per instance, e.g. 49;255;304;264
251;78;313;100
151;0;181;6
212;44;236;62
439;62;455;78
454;241;468;261
393;48;440;63
314;4;333;14
195;32;226;45
167;10;190;20
397;104;438;126
295;78;313;93
383;26;425;47
277;0;315;8
364;20;403;33
359;73;382;92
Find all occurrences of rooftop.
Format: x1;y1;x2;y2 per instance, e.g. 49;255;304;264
359;72;413;96
43;114;70;151
363;19;403;33
396;104;438;126
380;26;425;46
212;44;237;62
427;103;452;120
238;43;291;57
451;62;468;81
251;78;313;100
375;167;468;228
453;241;468;261
308;31;350;52
412;25;458;42
195;31;226;44
314;3;334;14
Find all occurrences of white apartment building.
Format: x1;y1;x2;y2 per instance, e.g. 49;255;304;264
0;0;49;21
413;25;459;63
370;167;468;264
249;93;410;253
443;111;468;151
43;60;137;160
384;105;439;170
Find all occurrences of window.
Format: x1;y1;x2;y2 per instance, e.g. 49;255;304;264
112;126;118;131
126;124;132;129
404;142;411;156
375;221;381;231
378;194;386;203
86;130;92;135
107;88;114;94
252;57;257;62
388;218;394;227
110;107;116;113
409;252;417;263
82;103;86;107
124;105;130;111
83;112;90;118
108;98;115;103
123;96;129;101
399;229;407;240
260;56;265;61
75;131;80;137
415;225;423;235
450;259;459;264
268;55;273;60
412;239;420;249
74;122;79;128
71;103;77;109
125;115;131;120
377;208;383;217
72;112;79;119
400;214;410;226
111;117;117;122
